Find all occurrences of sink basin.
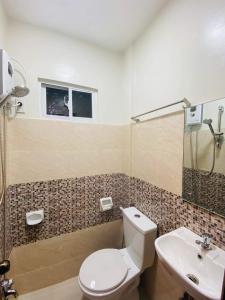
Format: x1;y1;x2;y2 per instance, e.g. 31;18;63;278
155;227;225;300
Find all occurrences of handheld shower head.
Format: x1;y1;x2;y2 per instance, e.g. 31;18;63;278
11;86;29;98
10;65;30;98
203;118;212;125
203;118;215;136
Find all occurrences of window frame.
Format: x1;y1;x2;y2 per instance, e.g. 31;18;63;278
40;80;98;123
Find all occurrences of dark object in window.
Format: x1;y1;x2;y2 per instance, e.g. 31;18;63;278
72;90;92;118
46;86;69;116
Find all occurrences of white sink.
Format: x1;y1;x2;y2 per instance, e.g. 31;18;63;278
155;227;225;300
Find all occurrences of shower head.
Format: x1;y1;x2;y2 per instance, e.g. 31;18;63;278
11;86;30;98
203;118;215;136
10;66;30;98
203;118;212;125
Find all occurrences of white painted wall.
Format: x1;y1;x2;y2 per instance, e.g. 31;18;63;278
2;0;169;52
126;0;225;117
5;20;129;124
4;0;225;123
0;0;7;48
202;97;225;130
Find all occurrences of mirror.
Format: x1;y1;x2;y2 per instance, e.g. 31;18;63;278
183;97;225;217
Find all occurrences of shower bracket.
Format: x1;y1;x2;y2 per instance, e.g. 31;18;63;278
214;132;224;149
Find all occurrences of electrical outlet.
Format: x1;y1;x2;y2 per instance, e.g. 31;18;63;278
16;99;25;113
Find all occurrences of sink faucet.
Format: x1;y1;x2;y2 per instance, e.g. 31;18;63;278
195;233;212;250
0;278;18;298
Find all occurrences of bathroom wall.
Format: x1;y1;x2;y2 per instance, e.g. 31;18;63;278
5;117;130;258
125;0;225;245
125;0;225;192
0;16;132;295
0;0;7;49
5;118;131;295
0;0;7;263
7;173;130;247
3;19;131;262
129;174;225;300
125;0;225;299
5;20;129;125
131;111;183;195
128;110;225;253
2;1;225;299
183;125;225;215
8;220;123;294
184;97;225;174
126;0;225;116
183;128;225;174
6;119;130;185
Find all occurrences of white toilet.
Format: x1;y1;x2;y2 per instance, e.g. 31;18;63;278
78;207;157;300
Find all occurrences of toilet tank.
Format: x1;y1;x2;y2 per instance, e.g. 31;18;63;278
122;207;157;271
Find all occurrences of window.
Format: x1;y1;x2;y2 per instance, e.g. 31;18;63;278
46;86;69;117
41;82;97;122
72;90;92;118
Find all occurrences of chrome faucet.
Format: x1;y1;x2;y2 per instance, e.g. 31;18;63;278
195;233;212;250
0;278;18;298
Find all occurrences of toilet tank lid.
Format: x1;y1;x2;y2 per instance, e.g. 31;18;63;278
123;207;157;234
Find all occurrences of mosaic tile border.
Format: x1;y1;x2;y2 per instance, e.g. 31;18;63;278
130;177;225;250
4;173;225;255
0;197;11;261
0;200;4;261
6;173;130;248
183;167;225;216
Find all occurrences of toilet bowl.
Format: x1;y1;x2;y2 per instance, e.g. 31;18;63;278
78;248;140;300
78;207;157;300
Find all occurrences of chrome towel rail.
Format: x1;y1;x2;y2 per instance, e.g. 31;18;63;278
131;98;191;122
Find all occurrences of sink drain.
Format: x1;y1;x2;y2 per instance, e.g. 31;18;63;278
186;274;199;285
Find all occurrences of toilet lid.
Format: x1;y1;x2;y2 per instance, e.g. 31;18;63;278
79;249;128;293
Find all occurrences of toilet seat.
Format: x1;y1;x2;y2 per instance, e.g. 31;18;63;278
79;249;128;293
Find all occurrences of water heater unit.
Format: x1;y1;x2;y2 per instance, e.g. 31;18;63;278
185;104;203;125
0;49;14;102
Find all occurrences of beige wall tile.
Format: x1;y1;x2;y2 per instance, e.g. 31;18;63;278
6;119;131;185
9;220;123;294
184;127;225;175
131;112;184;195
12;258;80;295
17;277;87;300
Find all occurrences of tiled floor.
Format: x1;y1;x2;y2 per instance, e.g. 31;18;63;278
18;277;141;300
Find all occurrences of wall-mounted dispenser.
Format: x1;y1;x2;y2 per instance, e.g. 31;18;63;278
100;197;113;212
26;209;44;226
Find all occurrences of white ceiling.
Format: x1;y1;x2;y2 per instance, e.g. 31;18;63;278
2;0;168;51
